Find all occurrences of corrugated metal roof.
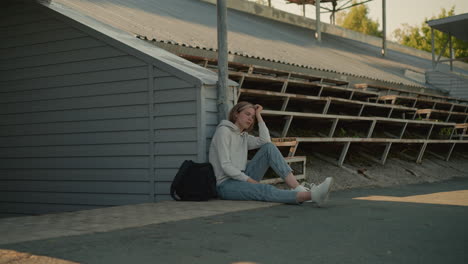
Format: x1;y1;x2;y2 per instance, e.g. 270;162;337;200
426;70;468;99
48;0;468;88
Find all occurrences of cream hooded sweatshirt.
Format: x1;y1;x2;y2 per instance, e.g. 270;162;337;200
209;120;271;185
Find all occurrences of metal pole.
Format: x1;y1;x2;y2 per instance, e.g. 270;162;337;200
217;0;229;121
449;33;453;71
382;0;386;56
268;0;271;7
436;38;450;65
431;28;435;69
315;0;321;41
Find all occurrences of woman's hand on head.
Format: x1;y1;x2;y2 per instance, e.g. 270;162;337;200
254;104;263;114
254;104;264;123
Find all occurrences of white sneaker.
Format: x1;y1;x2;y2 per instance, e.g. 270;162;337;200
310;177;334;207
293;183;316;203
293;184;310;192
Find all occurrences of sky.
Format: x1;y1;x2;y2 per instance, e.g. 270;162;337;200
249;0;468;40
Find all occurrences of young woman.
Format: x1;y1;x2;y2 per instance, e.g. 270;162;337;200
209;101;333;206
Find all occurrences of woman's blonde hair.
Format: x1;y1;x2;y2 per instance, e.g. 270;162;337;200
228;101;256;132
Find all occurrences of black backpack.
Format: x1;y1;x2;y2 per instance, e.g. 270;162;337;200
170;160;218;201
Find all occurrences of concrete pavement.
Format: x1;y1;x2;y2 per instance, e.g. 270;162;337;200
0;200;279;245
1;177;468;264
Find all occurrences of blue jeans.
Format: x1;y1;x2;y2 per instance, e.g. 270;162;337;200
217;143;299;204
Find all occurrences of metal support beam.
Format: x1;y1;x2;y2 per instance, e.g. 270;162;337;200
236;76;245;101
329;118;339;137
317;85;324;96
281;97;290;111
338;142;351;166
367;120;377;138
281;72;291;93
431;28;435;69
416;142;428;164
411;99;418;108
322;99;331;114
382;0;386;57
426;124;435;139
315;0;321;41
281;80;289;93
238;75;246;89
445;112;452;123
449;33;453;71
446;143;456;161
387;107;394;118
381;142;392;165
448;104;455;113
399;122;408;139
449;125;456;139
217;0;229;121
435;38;450;69
358;104;365;116
281;116;294;138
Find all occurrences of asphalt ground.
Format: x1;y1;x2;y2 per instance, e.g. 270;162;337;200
2;177;468;264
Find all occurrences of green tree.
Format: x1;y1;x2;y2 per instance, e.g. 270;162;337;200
336;1;382;37
393;7;468;58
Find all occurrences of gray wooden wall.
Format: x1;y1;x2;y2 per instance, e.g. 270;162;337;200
202;84;237;161
152;69;200;202
203;85;219;155
0;2;201;216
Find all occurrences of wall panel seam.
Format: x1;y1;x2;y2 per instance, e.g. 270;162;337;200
148;65;155;202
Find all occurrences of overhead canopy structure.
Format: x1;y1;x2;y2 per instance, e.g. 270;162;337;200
285;0;374;24
285;0;386;56
427;13;468;70
427;13;468;42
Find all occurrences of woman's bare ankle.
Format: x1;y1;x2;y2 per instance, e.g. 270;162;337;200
296;191;312;203
285;173;300;189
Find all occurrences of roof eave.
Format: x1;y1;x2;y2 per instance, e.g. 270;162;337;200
38;0;231;87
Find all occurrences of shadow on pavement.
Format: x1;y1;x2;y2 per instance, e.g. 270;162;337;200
2;177;468;264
